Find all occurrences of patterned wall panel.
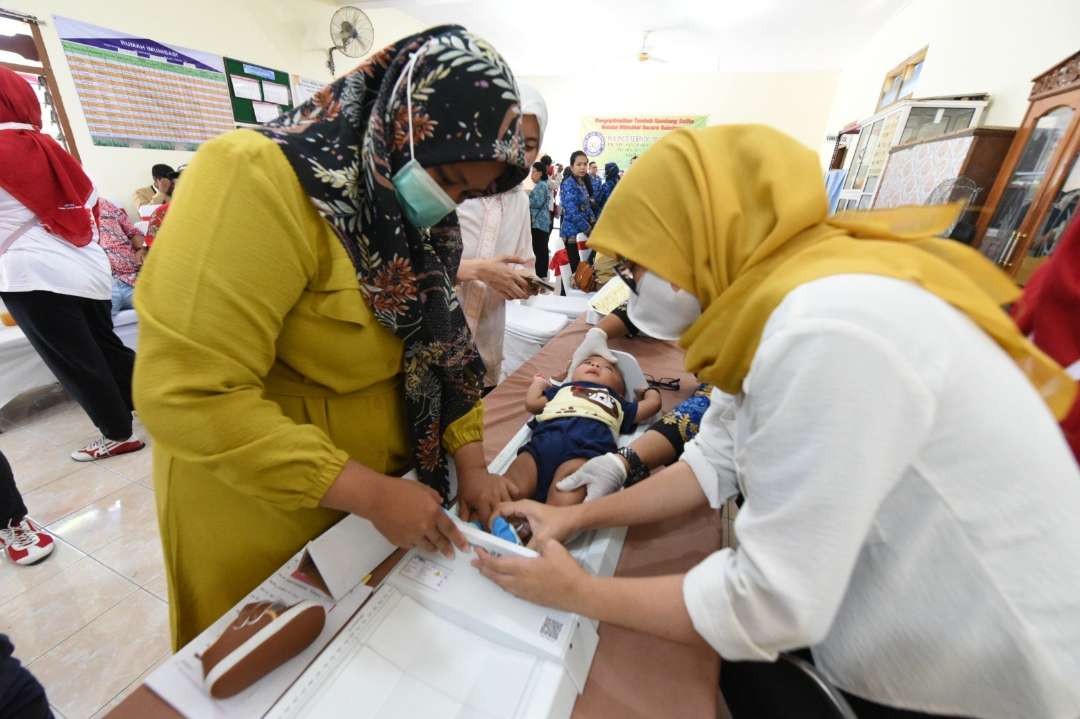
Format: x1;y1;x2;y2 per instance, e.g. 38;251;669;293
875;136;974;208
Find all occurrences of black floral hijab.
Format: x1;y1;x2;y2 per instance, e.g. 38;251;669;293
258;25;527;500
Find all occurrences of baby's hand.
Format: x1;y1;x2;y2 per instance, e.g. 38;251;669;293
531;374;549;387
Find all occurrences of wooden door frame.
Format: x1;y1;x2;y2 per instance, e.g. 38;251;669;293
0;12;81;162
28;21;80;163
972;88;1080;271
1008;115;1080;273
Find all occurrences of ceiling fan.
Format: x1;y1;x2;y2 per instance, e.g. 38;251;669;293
637;30;668;63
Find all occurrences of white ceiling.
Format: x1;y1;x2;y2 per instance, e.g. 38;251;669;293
332;0;908;76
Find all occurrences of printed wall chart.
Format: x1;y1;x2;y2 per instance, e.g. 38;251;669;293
54;16;235;150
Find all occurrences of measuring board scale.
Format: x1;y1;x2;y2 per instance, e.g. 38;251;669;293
266;585;578;719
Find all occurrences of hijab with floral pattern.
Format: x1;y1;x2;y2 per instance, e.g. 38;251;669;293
258;25;527;500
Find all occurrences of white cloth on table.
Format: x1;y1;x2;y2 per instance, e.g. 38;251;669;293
680;274;1080;719
456;189;534;386
0;324;60;408
0;187;110;300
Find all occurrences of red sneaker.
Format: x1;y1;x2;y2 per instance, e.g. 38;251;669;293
70;435;145;462
0;517;56;566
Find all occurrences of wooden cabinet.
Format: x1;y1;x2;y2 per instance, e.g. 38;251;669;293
974;50;1080;283
874;127;1015;204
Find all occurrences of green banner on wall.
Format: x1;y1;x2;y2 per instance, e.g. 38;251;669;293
580;115;709;170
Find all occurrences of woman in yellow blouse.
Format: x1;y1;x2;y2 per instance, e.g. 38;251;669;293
134;27;528;647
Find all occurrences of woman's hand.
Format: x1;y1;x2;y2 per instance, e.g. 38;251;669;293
493;499;584;548
473;539;590;613
475;256;531;300
366;476;467;558
458;468;515;525
568;327;616;375
554;453;628;502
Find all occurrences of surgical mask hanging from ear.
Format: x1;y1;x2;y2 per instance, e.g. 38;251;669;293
627;270;702;341
390;47;458;229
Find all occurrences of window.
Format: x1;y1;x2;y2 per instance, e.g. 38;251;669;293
898;107;975;145
876;48;927;111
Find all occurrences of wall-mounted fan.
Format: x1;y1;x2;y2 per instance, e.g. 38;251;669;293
327;6;374;75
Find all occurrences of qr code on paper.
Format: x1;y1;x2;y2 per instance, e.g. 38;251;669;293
540;616;564;642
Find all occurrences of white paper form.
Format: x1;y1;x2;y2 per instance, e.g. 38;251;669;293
261;81;290;105
230;75;262;101
269;587;556;719
384;517;600;691
252;101;281;124
145;551;371;718
290;75;324;106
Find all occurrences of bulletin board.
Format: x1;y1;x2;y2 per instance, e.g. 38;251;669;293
224;57;293;125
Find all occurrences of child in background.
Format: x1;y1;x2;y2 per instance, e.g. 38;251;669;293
503;355;662;506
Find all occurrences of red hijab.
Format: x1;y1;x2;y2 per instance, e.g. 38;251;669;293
1013;213;1080;461
0;67;96;246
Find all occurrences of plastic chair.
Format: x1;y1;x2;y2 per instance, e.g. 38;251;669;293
721;652;858;719
925;177;981;238
776;653;858;719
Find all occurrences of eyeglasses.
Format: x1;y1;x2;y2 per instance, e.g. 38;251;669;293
612;259;638;294
645;374;680;391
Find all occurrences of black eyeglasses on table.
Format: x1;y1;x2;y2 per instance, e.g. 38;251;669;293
645;374;680;391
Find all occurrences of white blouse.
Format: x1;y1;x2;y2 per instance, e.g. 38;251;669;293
680;274;1080;719
0;187;110;300
456;187;534;385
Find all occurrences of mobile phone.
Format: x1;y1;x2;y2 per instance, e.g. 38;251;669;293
525;275;556;293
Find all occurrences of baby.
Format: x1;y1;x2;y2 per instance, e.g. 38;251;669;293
503;355;662;506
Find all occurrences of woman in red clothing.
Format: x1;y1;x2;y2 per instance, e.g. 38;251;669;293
1013;213;1080;462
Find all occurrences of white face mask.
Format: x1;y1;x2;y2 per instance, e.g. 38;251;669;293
627;270;702;341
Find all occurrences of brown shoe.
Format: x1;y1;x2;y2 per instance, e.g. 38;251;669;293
200;600;325;699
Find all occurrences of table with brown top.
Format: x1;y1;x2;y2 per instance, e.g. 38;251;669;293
110;316;722;719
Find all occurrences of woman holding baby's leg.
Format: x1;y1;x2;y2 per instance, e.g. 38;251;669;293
475;125;1080;718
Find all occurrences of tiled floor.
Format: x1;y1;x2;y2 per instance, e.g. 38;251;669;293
0;387;169;719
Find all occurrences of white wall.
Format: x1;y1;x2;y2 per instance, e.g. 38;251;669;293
522;69;840;166
13;2;840;204
823;0;1080;164
9;1;423;213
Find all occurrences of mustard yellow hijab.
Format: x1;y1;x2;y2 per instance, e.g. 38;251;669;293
588;125;1076;419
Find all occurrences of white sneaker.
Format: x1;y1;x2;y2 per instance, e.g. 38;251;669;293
0;517;56;565
71;435;146;462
